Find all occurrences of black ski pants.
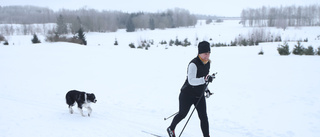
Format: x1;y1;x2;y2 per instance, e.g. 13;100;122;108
169;91;209;137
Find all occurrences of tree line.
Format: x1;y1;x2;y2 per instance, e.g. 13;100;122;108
0;6;197;33
240;4;320;29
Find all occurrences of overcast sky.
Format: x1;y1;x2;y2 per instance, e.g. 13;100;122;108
1;0;319;17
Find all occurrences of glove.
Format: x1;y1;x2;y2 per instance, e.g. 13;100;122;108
212;73;216;78
205;90;213;98
205;75;214;83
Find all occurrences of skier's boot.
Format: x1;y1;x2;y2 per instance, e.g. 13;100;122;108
167;127;175;137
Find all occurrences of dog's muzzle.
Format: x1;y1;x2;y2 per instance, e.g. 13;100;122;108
93;99;97;103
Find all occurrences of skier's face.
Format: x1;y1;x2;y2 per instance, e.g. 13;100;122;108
199;52;210;61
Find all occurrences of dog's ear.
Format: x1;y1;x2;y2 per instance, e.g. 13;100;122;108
86;93;93;96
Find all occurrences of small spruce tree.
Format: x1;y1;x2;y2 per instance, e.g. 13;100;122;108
258;48;264;55
114;38;118;46
277;42;290;55
160;40;167;45
241;38;248;46
230;40;237;46
292;41;305;55
175;38;181;46
183;38;191;47
31;34;41;44
129;43;135;48
77;27;87;45
304;46;315;55
169;39;174;46
4;40;9;45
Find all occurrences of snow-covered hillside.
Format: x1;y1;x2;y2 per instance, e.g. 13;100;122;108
1;20;320;137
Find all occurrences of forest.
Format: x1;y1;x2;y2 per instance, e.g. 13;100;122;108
1;5;320;36
240;4;320;29
0;6;197;34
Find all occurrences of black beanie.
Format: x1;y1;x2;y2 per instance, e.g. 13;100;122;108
198;41;211;54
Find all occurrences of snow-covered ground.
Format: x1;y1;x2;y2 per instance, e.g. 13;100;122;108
1;20;320;137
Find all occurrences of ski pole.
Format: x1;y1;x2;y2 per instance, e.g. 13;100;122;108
178;81;211;137
164;112;179;120
178;88;205;137
179;73;217;137
165;72;217;121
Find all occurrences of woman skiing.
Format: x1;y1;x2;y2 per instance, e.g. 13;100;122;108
167;41;213;137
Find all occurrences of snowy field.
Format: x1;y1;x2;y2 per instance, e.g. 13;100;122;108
1;20;320;137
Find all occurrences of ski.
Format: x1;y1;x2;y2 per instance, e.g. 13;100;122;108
141;130;164;137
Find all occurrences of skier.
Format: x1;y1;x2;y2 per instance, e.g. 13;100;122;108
167;41;213;137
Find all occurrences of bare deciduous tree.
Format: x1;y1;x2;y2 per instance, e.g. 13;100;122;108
240;4;320;27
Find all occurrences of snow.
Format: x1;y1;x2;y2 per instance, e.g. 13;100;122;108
1;20;320;137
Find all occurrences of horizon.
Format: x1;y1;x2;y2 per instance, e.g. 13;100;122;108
1;0;319;17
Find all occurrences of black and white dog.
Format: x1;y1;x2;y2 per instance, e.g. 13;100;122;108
65;90;97;117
